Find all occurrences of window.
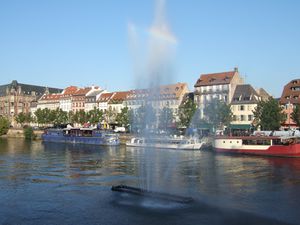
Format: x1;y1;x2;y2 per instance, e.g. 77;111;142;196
248;115;253;121
233;115;237;121
240;105;244;111
241;115;244;121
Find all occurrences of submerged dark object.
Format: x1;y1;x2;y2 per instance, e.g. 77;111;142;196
111;185;194;204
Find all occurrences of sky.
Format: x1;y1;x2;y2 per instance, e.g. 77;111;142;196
0;0;299;97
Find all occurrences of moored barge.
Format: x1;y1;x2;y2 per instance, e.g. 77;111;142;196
213;135;300;157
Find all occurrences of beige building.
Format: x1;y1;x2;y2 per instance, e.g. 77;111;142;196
194;68;244;118
0;80;62;125
126;82;189;116
230;84;261;130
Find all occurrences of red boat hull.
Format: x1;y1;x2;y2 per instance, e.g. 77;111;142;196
214;144;300;157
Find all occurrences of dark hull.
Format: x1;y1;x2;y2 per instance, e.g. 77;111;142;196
42;134;119;146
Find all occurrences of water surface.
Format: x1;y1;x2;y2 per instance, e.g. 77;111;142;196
0;138;299;225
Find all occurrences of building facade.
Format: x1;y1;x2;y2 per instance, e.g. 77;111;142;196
0;80;62;124
280;79;300;129
59;86;79;112
194;68;244;118
230;84;261;130
85;87;103;112
72;87;92;112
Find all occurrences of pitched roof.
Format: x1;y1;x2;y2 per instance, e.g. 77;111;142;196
0;80;62;97
280;79;300;104
62;86;78;95
126;83;188;100
109;91;130;103
39;93;62;101
256;88;271;101
97;93;114;102
231;84;260;104
194;70;237;87
73;87;92;96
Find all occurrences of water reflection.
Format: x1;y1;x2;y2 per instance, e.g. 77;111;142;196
0;138;300;224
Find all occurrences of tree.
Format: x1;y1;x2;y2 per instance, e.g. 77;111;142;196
52;108;68;126
15;112;27;126
158;107;174;131
178;98;196;128
115;107;130;128
134;104;157;132
291;104;300;127
0;116;10;136
87;107;103;125
253;97;286;130
203;98;232;131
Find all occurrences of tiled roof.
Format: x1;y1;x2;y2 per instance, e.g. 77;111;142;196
40;93;62;101
73;87;92;96
62;86;78;95
109;91;130;103
194;70;236;87
126;83;188;100
98;93;114;102
280;79;300;104
231;84;260;104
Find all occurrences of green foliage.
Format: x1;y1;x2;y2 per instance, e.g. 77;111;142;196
203;98;232;130
158;107;174;131
291;104;300;127
178;98;196;128
115;107;130;128
0;116;10;136
87;107;103;125
23;126;36;140
253;97;286;130
52;108;68;126
15;112;32;126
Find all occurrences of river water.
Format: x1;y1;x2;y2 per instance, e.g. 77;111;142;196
0;138;299;225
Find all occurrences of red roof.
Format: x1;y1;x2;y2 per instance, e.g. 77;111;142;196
98;93;114;102
110;91;130;102
40;93;62;100
280;79;300;105
62;86;78;95
194;70;236;87
74;87;92;96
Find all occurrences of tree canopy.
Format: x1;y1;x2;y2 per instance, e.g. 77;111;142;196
203;98;232;131
253;97;286;130
178;98;196;128
0;116;10;136
291;104;300;127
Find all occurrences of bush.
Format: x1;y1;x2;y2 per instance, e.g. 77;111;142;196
0;116;10;136
23;126;36;140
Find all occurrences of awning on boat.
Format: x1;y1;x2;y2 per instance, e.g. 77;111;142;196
229;124;251;130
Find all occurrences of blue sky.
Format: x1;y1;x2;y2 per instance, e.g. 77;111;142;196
0;0;299;97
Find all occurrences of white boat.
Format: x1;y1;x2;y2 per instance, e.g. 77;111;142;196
126;136;205;150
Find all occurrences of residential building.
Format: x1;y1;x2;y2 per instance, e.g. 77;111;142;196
194;67;244;118
97;92;115;113
60;86;79;112
126;82;189;116
37;93;62;110
108;91;131;114
230;84;261;130
0;80;62;124
85;87;104;112
72;87;92;112
280;79;300;129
